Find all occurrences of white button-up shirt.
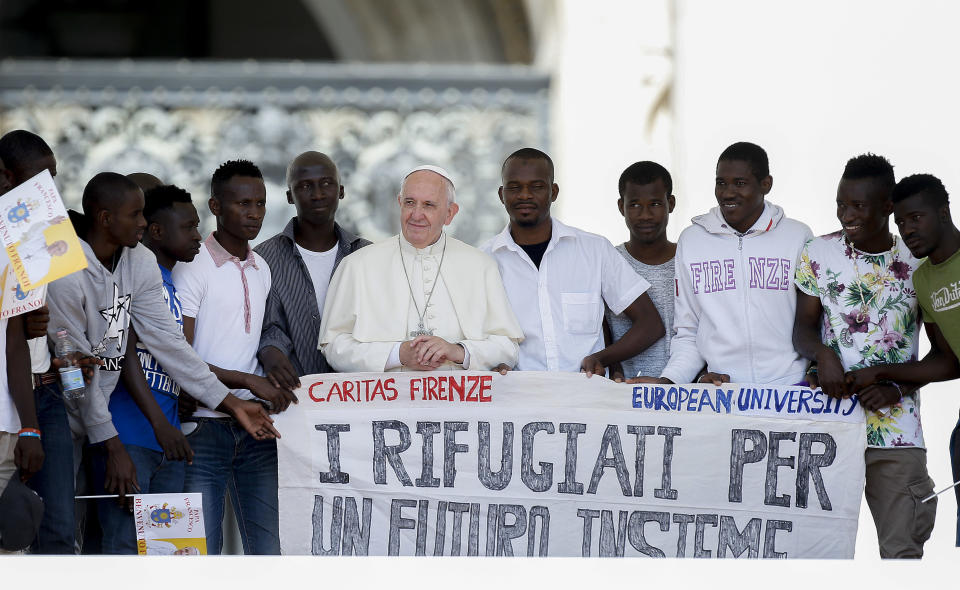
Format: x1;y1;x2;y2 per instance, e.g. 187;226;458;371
481;219;650;371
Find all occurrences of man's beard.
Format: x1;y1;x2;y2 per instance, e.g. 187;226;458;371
514;217;540;228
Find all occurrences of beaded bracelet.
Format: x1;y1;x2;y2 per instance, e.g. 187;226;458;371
18;427;41;439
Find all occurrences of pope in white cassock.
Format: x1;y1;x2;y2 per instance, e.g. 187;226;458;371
319;165;523;372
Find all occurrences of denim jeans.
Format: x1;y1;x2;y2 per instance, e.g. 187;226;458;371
26;382;76;554
183;417;280;555
950;413;960;547
91;443;186;554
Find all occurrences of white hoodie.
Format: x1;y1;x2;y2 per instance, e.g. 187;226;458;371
660;202;812;385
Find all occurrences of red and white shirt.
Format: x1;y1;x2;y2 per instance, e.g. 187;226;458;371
172;233;271;418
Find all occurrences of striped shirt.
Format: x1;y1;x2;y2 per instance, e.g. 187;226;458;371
255;220;370;375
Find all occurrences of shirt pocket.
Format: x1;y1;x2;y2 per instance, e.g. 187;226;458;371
561;292;602;335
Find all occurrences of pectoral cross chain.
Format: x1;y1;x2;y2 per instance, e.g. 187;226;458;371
399;235;446;341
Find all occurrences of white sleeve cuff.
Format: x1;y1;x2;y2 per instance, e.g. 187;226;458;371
459;343;471;369
660;366;694;385
385;342;403;370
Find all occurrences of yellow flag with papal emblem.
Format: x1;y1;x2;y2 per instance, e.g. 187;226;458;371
134;492;207;555
0;169;86;292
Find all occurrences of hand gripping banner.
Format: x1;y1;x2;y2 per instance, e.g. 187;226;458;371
275;371;865;558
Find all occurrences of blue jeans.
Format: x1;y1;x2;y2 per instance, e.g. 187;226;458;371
950;413;960;547
26;382;76;554
91;443;186;554
183;418;280;555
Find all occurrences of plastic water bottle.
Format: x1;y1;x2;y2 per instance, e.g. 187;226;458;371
55;329;85;401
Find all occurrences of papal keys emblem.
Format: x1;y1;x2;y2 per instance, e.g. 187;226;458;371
149;503;184;528
7;202;31;224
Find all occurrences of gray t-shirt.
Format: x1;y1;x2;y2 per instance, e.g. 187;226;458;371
604;243;675;378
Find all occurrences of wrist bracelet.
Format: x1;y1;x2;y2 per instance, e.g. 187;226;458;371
881;380;904;403
18;427;42;439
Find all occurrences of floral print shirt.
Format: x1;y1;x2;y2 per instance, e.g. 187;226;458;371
795;231;924;448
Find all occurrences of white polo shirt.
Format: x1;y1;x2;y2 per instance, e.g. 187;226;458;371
481;219;650;371
173;234;271;418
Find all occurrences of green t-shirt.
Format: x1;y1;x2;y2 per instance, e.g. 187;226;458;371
913;247;960;353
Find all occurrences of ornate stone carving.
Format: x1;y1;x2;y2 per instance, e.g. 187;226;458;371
0;60;548;245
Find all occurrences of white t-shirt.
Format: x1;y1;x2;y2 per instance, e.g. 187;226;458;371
296;243;338;318
29;338;51;374
172;236;271;418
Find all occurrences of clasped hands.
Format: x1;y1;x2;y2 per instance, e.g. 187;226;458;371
811;358;902;412
400;336;465;370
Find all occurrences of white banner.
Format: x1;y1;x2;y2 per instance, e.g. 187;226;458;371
276;371;866;558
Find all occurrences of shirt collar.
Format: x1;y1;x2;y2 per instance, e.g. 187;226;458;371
205;233;258;269
335;223;361;247
282;218;361;252
158;263;174;282
842;232;898;259
280;218;298;242
399;231;446;256
489;217;576;252
744;202;775;234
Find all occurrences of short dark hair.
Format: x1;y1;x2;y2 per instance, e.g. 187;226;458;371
502;147;554;183
211;159;263;200
841;153;895;189
718;141;769;181
618;161;673;197
892;173;950;207
144;184;193;225
127;172;164;192
0;130;53;177
81;172;140;217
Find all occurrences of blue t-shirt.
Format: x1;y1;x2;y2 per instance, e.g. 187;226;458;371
108;264;183;451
